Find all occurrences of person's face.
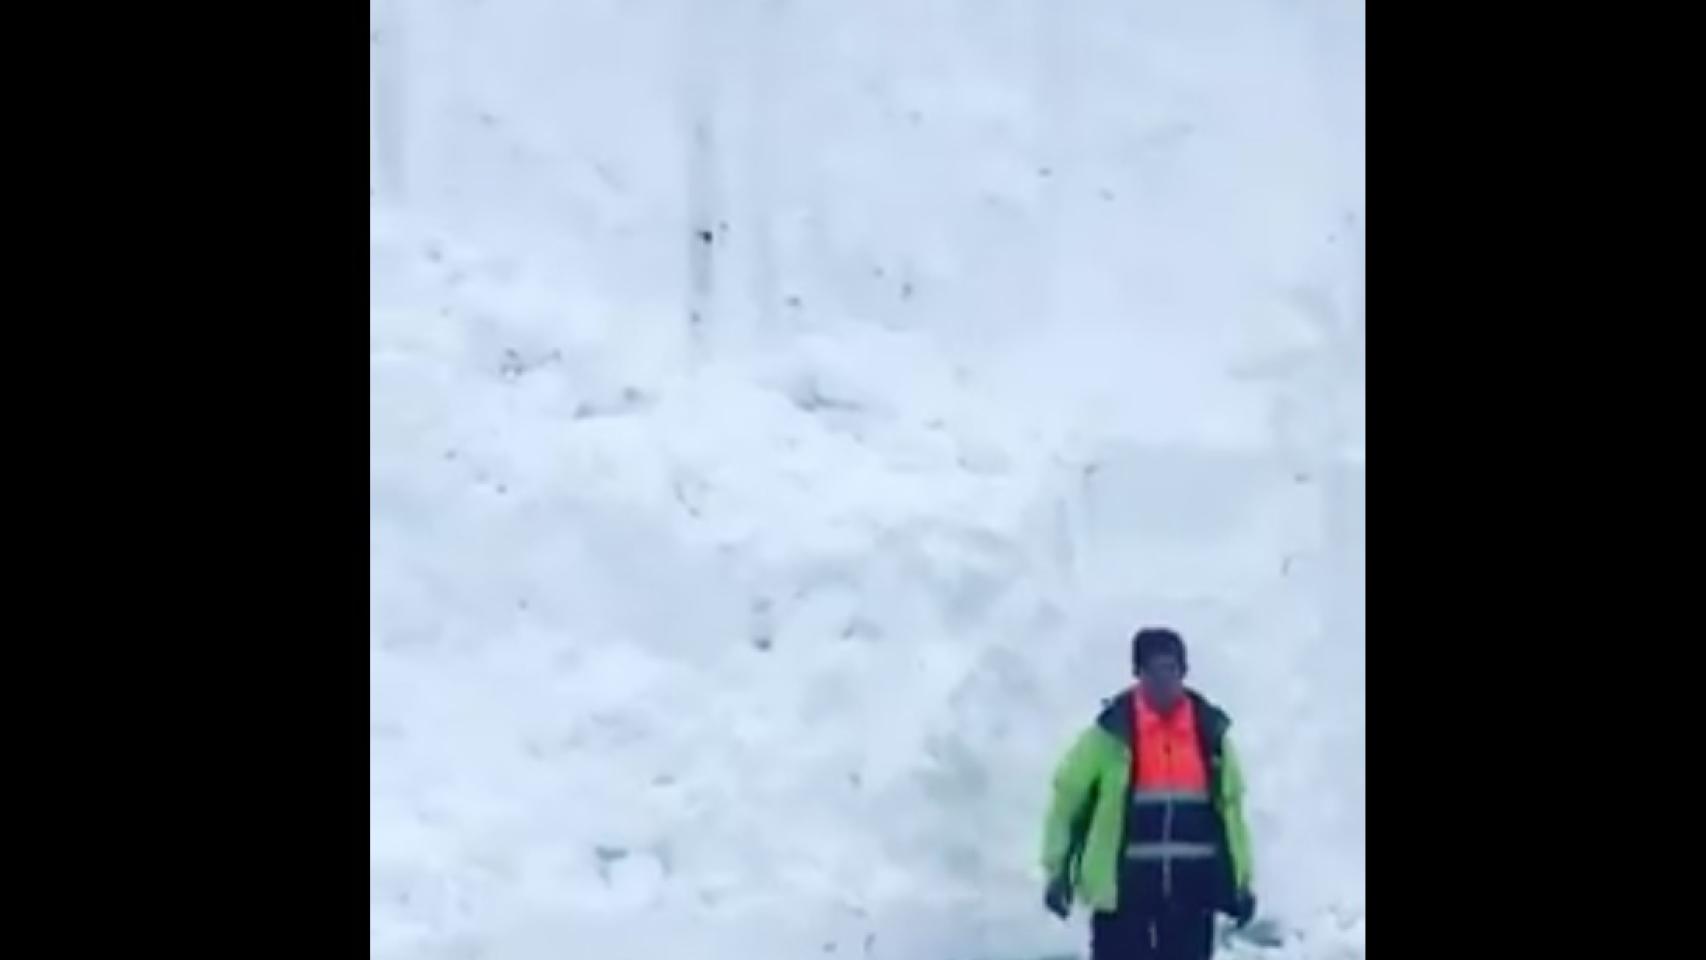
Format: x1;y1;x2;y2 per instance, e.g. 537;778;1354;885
1139;652;1185;711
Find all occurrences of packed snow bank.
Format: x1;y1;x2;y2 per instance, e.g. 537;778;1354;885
371;1;1363;958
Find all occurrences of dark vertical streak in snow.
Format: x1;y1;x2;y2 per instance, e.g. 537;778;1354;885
683;0;720;356
1034;0;1069;331
371;0;409;201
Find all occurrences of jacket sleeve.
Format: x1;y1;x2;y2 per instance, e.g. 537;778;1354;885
1217;733;1255;892
1040;726;1106;880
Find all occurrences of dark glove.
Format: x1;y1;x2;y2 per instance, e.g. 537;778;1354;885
1229;890;1257;928
1044;875;1072;919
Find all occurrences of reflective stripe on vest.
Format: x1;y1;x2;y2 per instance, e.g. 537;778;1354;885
1130;789;1211;806
1126;841;1219;861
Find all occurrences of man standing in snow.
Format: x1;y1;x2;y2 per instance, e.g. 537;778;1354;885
1040;627;1256;960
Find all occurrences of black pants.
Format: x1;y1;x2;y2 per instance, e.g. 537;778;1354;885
1090;904;1215;960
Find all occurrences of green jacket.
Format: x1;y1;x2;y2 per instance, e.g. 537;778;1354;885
1040;688;1254;914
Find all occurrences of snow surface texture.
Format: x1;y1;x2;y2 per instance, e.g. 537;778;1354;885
371;1;1364;958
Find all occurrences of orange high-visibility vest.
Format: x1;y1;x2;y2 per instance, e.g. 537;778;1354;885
1132;692;1209;791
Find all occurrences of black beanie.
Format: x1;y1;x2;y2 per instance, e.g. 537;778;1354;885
1132;627;1187;674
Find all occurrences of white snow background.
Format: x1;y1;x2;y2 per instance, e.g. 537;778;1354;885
370;1;1364;958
